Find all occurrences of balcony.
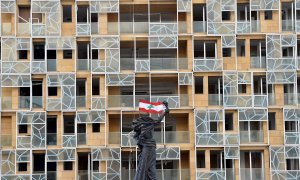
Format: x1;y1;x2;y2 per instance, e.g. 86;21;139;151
250;57;266;69
77;59;90;71
19;96;30;109
1;134;12;147
76;96;86;108
107;95;134;108
32;96;43;108
240;130;264;144
282;20;294;31
2;22;12;35
240;168;264;180
208;94;223;106
237;20;260;34
47;133;57;145
47;98;61;111
193;21;206;33
151;95;179;108
121;58;134;70
165;131;189;143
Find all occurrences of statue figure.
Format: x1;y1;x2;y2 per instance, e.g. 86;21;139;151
132;101;169;180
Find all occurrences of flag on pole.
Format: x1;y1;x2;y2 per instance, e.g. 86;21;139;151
139;100;165;114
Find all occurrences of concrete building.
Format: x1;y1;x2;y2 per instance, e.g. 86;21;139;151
0;0;299;179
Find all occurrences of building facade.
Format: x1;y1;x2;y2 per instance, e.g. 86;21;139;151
0;0;300;179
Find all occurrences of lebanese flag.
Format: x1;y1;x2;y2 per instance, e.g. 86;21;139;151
139;100;165;114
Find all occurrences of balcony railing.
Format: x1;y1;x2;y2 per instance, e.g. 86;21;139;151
135;95;150;107
32;24;46;36
77;23;90;36
32;60;46;73
240;168;264;180
19;96;30;109
77;59;90;71
78;170;89;180
282;19;294;31
47;59;57;71
284;93;297;105
91;59;105;73
1;134;12;146
285;131;300;144
47;171;57;180
32;96;43;108
268;93;276;105
208;94;223;106
76;96;86;108
108;132;121;144
120;22;149;34
194;59;222;72
62;134;76;147
196;133;223;146
240;130;264;144
150;58;177;70
165;131;190;143
122;169;187;180
237;20;260;33
47;133;57;145
121;58;134;70
2;97;12;110
250;57;266;68
107;95;134;108
92;97;106;109
193;21;206;33
77;133;86;145
107;22;119;34
18;22;30;35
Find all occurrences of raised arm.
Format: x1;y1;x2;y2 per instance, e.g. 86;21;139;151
154;101;169;123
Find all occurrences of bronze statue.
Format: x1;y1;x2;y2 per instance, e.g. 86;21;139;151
132;101;169;180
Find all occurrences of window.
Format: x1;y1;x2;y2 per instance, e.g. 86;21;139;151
18;50;28;59
268;112;276;130
63;50;72;59
63;5;72;22
222;11;231;20
19;125;28;134
92;123;100;132
196;150;205;168
48;87;57;96
264;11;272;20
223;48;231;57
18;163;27;171
210;122;218;132
195;76;204;94
47;50;56;59
64;115;75;134
47;162;56;171
238;84;247;93
286;159;299;170
64;162;73;170
92;77;100;95
237;40;245;56
225;113;234;130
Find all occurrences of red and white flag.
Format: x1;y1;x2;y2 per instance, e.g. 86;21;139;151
139;100;165;114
